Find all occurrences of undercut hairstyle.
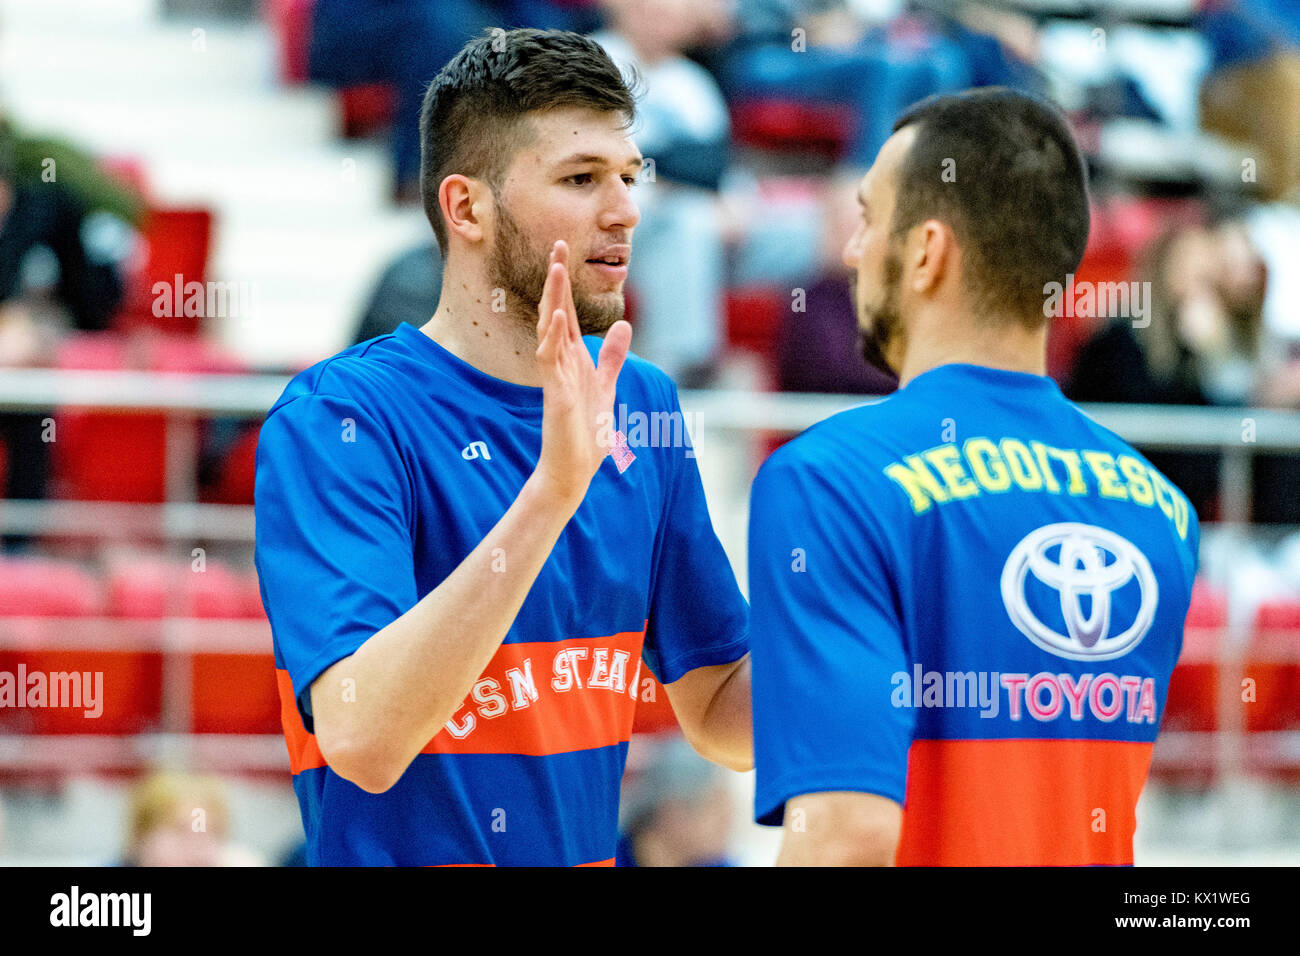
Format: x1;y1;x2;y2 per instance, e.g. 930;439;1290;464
419;28;639;256
890;87;1091;327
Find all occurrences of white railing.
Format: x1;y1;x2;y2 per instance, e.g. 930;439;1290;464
0;368;1297;786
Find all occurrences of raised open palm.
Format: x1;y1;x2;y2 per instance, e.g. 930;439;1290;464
534;240;632;506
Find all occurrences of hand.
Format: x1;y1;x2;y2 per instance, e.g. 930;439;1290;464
533;240;632;507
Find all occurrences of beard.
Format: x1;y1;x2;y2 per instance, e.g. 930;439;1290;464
487;198;626;336
855;244;905;378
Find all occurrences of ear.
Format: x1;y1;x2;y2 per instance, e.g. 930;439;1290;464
438;174;490;246
909;219;956;297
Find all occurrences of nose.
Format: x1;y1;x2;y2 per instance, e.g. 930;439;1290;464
601;176;641;232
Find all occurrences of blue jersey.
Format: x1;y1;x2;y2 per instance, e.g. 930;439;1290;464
255;321;747;866
748;363;1198;865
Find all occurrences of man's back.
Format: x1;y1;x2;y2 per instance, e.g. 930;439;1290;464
749;362;1199;865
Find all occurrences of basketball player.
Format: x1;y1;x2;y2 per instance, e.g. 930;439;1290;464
748;88;1198;865
255;29;751;866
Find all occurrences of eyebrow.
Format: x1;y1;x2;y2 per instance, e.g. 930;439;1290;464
554;152;645;171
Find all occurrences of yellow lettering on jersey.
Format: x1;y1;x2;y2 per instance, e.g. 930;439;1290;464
1117;455;1155;506
999;439;1043;491
1047;447;1087;495
923;445;980;500
1083;450;1128;500
963;437;1011;493
884;455;949;514
1029;441;1062;494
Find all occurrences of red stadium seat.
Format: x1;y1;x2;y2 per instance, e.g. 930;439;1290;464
0;558;163;736
1160;579;1227;735
50;332;244;504
103;555;278;734
725;286;786;357
267;0;315;84
10;626;165;736
1244;599;1300;733
731;99;854;160
106;555;253;620
207;424;261;506
0;557;102;617
340;84;397;138
117;207;214;335
190;641;280;734
51;335;168;503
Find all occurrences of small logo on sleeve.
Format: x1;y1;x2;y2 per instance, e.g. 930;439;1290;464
462;441;492;461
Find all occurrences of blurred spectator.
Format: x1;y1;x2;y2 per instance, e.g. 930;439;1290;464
616;735;736;866
350;242;443;345
775;169;896;394
0;133;132;541
1199;0;1300;201
1066;216;1299;523
593;0;732;383
308;1;597;199
0;115;144;228
120;771;264;867
710;1;1040;167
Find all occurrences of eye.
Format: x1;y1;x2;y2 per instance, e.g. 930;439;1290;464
566;173;593;186
622;175;639;187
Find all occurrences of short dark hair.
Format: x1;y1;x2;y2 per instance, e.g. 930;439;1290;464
419;28;638;256
889;87;1091;326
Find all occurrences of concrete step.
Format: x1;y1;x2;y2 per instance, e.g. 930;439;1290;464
0;0;161;28
1;22;279;94
6;88;341;156
144;144;394;214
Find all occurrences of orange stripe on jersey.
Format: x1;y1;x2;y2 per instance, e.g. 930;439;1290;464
895;738;1154;866
422;630;645;756
277;667;326;774
274;628;646;774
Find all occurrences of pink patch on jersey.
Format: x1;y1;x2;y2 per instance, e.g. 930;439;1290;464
611;430;636;474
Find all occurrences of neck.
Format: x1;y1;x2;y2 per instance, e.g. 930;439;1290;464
895;311;1048;388
421;260;541;386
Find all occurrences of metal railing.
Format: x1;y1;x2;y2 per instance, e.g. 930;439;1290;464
0;368;1297;785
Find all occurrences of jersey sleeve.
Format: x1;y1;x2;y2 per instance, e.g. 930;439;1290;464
640;385;749;685
254;393;418;732
748;446;916;826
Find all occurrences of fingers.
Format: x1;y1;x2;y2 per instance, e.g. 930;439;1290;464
548;240;580;344
596;319;632;394
539;257;562;330
537;306;565;369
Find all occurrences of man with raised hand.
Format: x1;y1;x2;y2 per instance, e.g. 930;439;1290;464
255;29;751;866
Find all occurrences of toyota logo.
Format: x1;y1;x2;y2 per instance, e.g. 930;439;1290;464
1000;522;1158;661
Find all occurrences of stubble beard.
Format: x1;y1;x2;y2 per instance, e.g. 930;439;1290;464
856;244;905;378
488;199;626;337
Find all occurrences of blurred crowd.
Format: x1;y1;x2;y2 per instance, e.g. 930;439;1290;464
0;0;1298;866
2;1;1298;526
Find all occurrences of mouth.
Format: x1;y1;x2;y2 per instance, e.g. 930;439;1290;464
584;249;630;282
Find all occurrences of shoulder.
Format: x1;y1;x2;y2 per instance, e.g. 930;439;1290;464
758;394;913;479
751;399;912;524
266;334;404;423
